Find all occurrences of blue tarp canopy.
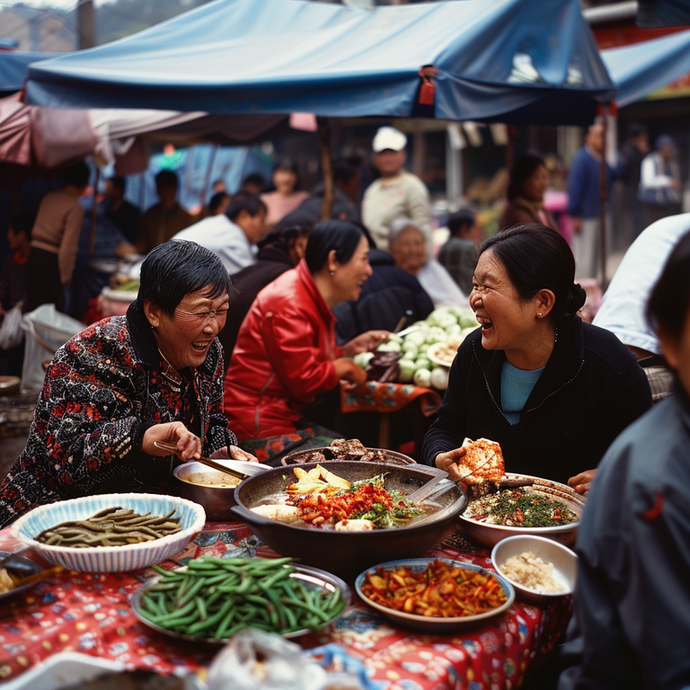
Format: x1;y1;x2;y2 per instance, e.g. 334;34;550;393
601;29;690;107
24;0;613;125
0;51;61;96
637;0;690;29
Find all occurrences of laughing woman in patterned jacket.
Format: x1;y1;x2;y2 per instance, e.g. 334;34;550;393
0;241;254;527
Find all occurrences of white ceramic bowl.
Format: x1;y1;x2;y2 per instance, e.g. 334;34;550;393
491;535;577;605
355;558;515;633
11;493;206;572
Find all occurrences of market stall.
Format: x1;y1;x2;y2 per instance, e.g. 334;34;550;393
0;519;572;689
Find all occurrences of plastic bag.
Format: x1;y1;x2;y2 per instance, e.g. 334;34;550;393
20;303;84;393
206;629;327;690
0;303;24;350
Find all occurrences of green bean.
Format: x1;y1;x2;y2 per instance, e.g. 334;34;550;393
177;576;207;607
186;600;234;635
35;506;181;548
138;556;345;640
279;596;331;622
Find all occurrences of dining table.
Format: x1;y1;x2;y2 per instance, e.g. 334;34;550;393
0;519;572;689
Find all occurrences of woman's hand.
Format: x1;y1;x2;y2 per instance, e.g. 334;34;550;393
210;445;259;463
342;330;389;357
435;448;468;481
334;357;367;387
568;469;596;495
142;421;201;461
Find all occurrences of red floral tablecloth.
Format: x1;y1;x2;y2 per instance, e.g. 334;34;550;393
340;381;442;417
0;523;571;688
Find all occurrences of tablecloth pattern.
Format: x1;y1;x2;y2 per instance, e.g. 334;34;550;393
341;381;442;417
0;523;571;689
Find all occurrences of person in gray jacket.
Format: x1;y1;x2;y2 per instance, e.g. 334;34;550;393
559;229;690;690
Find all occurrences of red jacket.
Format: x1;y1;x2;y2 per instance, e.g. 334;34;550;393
224;260;341;440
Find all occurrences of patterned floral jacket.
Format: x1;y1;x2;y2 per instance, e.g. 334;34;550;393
0;301;236;527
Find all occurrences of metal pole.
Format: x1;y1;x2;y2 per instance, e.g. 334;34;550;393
77;0;96;49
318;117;334;221
599;114;608;288
89;167;101;256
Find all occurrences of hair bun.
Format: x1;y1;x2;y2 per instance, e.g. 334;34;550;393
564;283;587;317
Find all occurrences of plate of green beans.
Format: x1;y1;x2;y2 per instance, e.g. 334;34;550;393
131;556;350;642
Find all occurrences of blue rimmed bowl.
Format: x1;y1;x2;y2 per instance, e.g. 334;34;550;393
355;558;515;633
11;493;206;572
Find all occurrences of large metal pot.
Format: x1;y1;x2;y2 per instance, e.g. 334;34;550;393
173;459;270;521
231;461;467;580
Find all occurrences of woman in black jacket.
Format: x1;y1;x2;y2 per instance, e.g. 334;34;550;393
422;224;652;492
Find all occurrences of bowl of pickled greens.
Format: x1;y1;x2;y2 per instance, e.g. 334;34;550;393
132;556;350;642
11;493;206;572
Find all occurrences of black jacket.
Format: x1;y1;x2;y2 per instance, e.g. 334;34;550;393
422;317;652;485
217;246;294;369
333;249;434;344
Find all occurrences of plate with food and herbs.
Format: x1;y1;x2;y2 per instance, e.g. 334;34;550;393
132;556;350;643
443;438;585;548
355;557;515;632
280;438;415;466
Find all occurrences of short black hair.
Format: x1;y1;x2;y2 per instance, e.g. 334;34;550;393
138;240;230;317
155;169;178;189
9;214;32;239
258;223;312;254
647;230;690;341
447;209;476;236
507;153;545;202
209;192;230;214
333;160;358;184
63;160;90;188
226;192;266;222
108;176;126;194
305;220;364;273
480;224;586;321
627;122;648;140
241;173;266;191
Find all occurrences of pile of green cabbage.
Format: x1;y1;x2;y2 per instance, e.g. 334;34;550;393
352;306;478;390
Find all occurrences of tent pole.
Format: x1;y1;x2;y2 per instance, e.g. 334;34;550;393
89;167;101;256
599;113;608;288
201;143;219;210
318;116;334;221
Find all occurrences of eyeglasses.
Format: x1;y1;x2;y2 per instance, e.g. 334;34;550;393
174;307;228;324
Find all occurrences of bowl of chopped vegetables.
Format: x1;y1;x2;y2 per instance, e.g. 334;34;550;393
11;493;206;572
355;558;515;633
457;473;585;548
231;461;467;580
132;556;350;642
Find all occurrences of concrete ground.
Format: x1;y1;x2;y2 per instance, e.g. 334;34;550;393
0;392;37;481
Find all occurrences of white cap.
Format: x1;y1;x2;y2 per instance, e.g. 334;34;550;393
372;126;407;153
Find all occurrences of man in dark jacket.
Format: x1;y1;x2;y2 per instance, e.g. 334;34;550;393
333;248;434;344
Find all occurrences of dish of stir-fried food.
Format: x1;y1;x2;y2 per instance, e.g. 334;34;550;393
465;488;578;527
360;559;508;618
251;465;425;530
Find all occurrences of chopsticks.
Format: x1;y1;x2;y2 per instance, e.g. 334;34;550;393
152;440;252;482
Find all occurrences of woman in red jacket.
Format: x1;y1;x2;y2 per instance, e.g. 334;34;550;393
224;221;387;441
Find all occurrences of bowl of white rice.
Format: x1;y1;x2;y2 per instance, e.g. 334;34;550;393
491;534;577;605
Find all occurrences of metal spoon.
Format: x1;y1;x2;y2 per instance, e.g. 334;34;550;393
153;441;266;481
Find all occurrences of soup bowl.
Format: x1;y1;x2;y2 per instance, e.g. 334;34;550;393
173;459;270;521
231;461;467;580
